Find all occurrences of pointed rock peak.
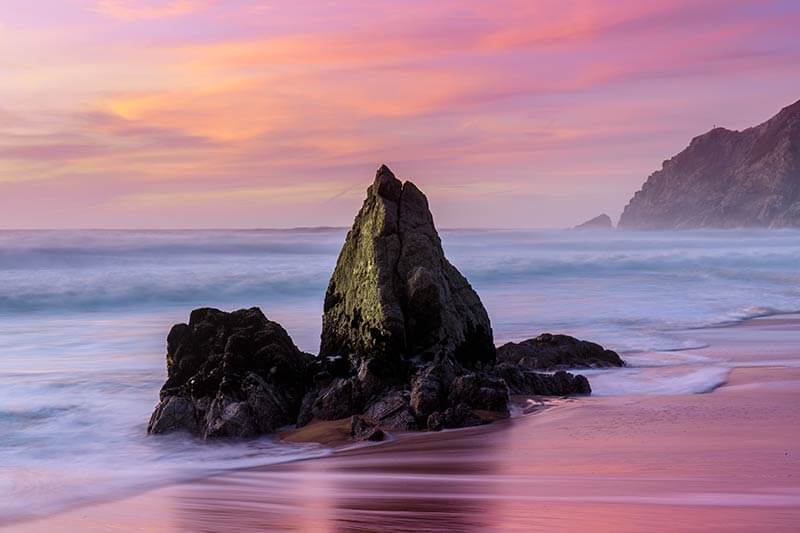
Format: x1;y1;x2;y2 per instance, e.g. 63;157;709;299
376;164;395;178
373;164;402;201
321;166;495;367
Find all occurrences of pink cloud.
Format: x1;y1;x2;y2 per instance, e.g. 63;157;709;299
91;0;213;21
0;142;109;161
0;0;798;228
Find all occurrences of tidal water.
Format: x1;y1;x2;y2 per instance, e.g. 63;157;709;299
1;228;799;522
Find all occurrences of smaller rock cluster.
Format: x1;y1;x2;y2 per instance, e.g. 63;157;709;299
497;333;624;371
148;308;313;439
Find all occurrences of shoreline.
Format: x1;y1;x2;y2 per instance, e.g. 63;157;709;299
6;314;800;531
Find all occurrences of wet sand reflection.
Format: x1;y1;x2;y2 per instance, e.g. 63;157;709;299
165;379;800;533
175;422;510;532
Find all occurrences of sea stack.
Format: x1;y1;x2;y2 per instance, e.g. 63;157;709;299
573;213;614;230
320;164;495;367
305;165;506;430
619;99;800;229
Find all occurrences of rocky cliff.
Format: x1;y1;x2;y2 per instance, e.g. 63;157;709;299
619;99;800;229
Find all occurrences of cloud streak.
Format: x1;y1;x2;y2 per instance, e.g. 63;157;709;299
91;0;212;20
0;0;798;228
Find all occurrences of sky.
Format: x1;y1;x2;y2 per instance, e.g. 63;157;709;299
1;0;799;229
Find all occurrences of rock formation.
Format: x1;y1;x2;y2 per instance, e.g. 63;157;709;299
320;164;495;367
306;166;507;431
149;165;607;441
619;99;800;229
305;166;593;431
148;307;313;439
573;213;613;230
497;333;624;370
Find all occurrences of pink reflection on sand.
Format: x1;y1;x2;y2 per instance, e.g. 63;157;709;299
10;316;800;532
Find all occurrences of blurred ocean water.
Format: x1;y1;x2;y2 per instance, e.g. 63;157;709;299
1;228;798;521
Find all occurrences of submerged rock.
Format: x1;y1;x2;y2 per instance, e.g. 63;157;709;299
497;333;624;370
320;165;495;367
147;307;313;439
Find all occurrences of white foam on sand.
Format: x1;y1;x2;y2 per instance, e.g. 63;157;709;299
0;434;330;524
621;351;714;367
584;366;730;396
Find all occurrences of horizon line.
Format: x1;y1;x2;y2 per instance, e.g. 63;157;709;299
0;226;569;232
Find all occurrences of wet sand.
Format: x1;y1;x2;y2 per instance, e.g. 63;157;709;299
9;316;800;532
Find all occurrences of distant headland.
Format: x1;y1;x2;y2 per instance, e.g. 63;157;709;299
619;99;800;229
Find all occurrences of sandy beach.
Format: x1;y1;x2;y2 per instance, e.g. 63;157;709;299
7;314;799;532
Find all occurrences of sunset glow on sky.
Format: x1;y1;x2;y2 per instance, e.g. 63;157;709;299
2;0;799;228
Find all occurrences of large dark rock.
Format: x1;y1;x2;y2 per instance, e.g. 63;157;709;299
147;307;313;439
320;165;495;367
497;333;624;370
619;99;800;229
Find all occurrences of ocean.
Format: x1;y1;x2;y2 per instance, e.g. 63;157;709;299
1;228;799;522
